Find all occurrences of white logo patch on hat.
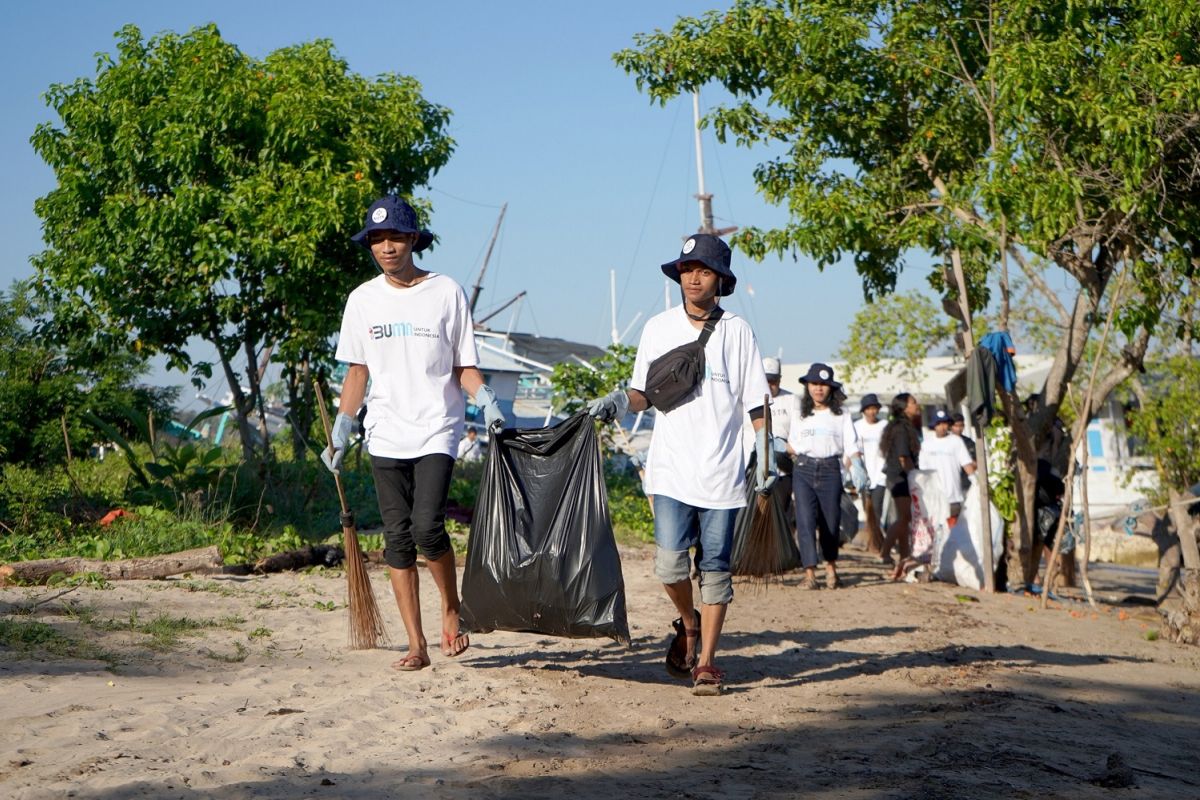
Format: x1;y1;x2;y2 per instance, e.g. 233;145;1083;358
682;237;697;255
371;208;388;224
819;369;830;380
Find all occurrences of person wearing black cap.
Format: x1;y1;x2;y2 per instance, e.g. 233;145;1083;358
853;393;887;554
786;363;863;590
323;195;505;672
589;233;771;697
924;408;976;521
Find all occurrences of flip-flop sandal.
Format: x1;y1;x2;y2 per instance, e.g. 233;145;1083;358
393;653;430;671
664;610;701;679
441;630;470;658
691;664;725;696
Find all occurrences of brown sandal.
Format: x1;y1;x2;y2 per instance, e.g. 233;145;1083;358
691;664;725;696
665;610;701;679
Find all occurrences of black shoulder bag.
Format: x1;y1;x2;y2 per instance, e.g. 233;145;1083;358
643;308;724;413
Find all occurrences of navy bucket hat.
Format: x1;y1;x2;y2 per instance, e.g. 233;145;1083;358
660;233;737;296
798;362;843;393
860;393;881;412
930;408;952;429
351;196;434;253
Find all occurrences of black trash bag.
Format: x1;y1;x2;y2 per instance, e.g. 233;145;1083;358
731;453;800;577
460;412;630;645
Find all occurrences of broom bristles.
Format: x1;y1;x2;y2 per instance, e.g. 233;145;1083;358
736;493;791;582
343;525;388;650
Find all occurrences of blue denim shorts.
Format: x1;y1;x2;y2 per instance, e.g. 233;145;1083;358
651;495;738;575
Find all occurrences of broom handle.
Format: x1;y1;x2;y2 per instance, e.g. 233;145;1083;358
760;392;772;487
313;379;352;517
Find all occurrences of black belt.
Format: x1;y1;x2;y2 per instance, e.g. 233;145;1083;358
794;453;840;464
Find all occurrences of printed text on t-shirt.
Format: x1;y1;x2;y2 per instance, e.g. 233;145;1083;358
368;322;442;340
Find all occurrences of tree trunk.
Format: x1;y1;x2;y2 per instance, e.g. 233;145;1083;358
999;391;1041;587
210;334;259;464
1160;489;1200;645
0;546;222;586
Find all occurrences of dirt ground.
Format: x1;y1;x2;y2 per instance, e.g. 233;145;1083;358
2;545;1198;799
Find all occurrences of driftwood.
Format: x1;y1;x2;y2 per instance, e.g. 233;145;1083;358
0;546;222;586
252;544;345;574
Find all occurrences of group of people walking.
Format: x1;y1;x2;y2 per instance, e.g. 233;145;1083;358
320;194;978;698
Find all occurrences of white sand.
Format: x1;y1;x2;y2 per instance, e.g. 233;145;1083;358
3;546;1199;798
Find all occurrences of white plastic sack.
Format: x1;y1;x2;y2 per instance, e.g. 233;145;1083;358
932;479;1004;590
908;469;950;562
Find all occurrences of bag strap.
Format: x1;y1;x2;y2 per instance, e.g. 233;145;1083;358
696;307;724;347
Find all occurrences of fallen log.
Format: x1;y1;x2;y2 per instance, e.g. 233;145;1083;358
252;544;345;574
0;546;223;586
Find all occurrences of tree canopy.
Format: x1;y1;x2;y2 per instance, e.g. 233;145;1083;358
31;24;454;462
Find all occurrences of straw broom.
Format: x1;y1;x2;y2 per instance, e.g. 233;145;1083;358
314;380;388;650
733;394;797;580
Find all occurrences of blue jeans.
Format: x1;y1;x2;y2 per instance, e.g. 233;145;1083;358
792;454;843;567
652;495;737;605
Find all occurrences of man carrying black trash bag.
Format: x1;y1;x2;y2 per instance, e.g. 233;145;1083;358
322;196;505;672
589;233;772;696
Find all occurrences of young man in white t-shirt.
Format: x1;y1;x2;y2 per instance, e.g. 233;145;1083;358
456;427;483;462
589;233;771;697
852;393;887;553
322;196;505;672
922;408;976;519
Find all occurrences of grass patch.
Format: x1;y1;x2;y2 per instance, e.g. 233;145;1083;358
0;616;117;666
95;610;245;651
202;642;249;663
247;626;272;640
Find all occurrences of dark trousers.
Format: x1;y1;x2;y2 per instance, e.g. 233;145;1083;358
792;455;843;567
370;453;455;569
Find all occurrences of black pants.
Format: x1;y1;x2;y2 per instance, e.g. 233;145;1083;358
370;453;455;569
792;454;843;567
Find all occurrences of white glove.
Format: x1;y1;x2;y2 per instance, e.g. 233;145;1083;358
754;427;777;494
320;413;355;474
475;385;506;432
587;389;629;423
850;457;869;492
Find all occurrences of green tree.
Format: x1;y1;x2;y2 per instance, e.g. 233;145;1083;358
31;24;454;464
834;291;958;384
616;0;1200;584
0;280;176;467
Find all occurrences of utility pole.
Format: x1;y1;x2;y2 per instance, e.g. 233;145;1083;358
469;202;507;315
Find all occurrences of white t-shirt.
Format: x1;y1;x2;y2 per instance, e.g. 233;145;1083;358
631;305;769;509
787;408;861;459
854;418;887;487
456;435;483;462
921;433;975;504
334;273;478;459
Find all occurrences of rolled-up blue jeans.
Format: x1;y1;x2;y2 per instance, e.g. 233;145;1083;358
651;494;737;605
792;454;843;567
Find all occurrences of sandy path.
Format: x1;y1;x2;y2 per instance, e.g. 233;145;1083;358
3;546;1198;799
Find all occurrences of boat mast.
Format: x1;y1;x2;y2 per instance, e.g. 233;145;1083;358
469;202;508;315
692;91;738;238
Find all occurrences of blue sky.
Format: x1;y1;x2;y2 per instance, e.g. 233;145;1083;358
1;1;935;391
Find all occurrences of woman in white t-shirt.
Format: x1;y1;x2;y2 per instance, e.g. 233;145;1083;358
322;196;505;673
786;363;863;590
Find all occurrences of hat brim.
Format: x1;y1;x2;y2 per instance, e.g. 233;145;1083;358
351;227;434;253
660;259;737;296
799;376;843;393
